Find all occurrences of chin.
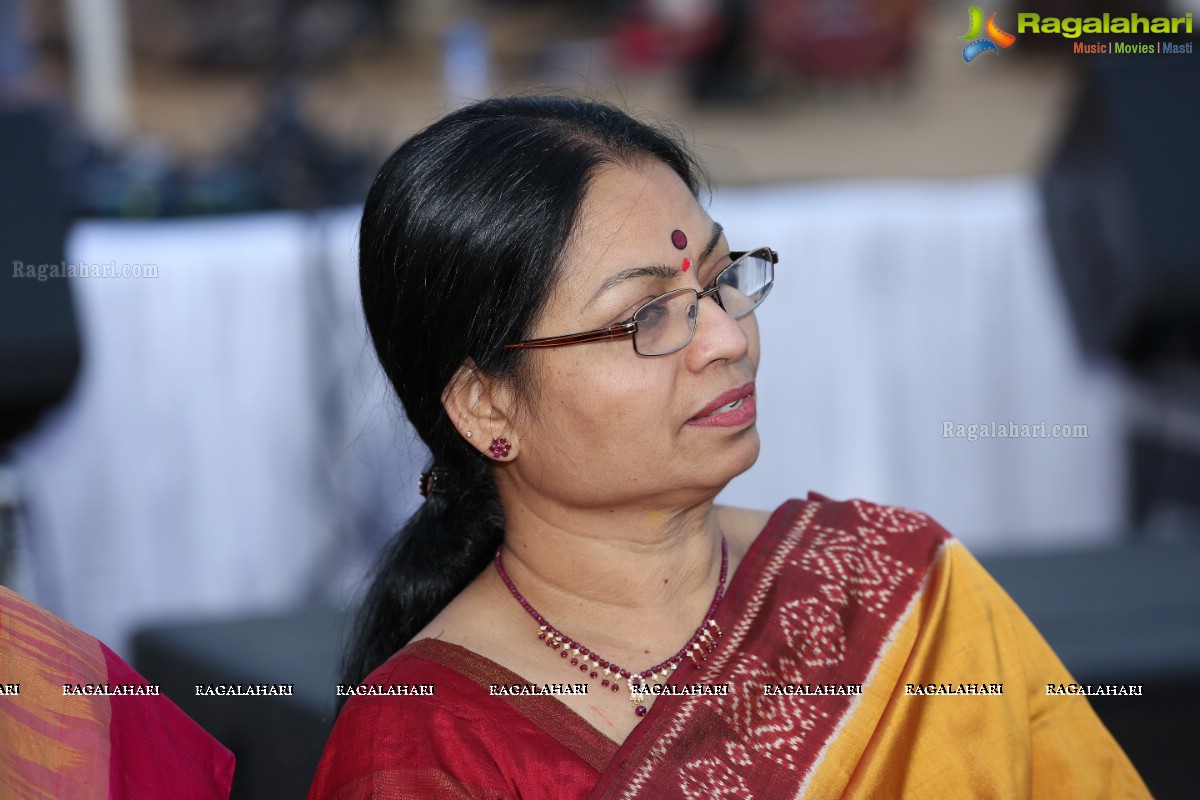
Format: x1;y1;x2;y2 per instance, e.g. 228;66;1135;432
698;428;761;489
730;429;762;475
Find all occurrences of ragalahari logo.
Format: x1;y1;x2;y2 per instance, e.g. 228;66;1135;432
961;7;1016;61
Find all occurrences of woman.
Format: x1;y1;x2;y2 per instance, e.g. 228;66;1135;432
308;96;1148;799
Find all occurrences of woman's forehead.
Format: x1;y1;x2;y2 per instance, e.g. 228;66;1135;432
565;162;715;279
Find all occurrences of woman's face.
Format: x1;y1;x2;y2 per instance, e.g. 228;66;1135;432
503;157;761;510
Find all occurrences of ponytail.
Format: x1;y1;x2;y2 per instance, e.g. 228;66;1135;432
339;457;503;692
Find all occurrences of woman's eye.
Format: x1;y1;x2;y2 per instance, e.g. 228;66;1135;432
637;303;668;327
608;296;656;326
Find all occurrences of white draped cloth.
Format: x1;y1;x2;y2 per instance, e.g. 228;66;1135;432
711;177;1124;548
10;210;422;654
9;177;1126;655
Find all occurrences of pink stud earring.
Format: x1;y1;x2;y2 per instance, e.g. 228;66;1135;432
489;437;512;459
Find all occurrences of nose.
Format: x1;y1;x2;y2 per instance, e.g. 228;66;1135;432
683;292;751;369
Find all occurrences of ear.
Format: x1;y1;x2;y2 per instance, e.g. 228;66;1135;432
442;360;520;460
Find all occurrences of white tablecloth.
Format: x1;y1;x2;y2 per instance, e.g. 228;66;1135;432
9;177;1126;654
10;209;422;654
712;177;1124;549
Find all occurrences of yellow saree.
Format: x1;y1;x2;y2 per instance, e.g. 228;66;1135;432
591;495;1150;799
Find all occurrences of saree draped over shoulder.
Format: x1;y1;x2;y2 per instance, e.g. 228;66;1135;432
0;586;235;800
309;495;1150;800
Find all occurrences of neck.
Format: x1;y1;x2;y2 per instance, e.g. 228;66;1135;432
493;499;728;647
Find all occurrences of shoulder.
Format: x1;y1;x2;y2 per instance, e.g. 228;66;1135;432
309;642;603;800
724;494;956;596
322;643;493;748
802;492;953;542
724;493;953;555
310;647;504;799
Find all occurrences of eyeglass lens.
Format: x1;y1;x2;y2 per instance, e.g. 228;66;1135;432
632;249;774;356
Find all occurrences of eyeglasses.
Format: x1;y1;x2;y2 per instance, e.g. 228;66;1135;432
505;247;777;357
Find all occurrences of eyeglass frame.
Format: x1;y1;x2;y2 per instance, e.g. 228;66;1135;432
503;247;778;356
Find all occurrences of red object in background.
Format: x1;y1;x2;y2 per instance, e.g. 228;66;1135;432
755;0;922;79
612;1;725;73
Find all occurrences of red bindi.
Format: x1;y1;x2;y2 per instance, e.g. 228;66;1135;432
681;258;692;272
671;229;687;250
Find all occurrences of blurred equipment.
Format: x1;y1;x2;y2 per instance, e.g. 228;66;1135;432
125;0;385;68
1043;58;1200;364
215;0;379;210
0;105;82;586
43;0;378;216
0;107;81;443
1042;58;1200;533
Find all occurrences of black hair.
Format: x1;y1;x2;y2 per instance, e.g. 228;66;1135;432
341;95;705;697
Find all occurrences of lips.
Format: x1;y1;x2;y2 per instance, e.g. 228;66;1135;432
687;382;756;428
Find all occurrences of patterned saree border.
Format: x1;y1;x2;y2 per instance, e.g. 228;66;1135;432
591;497;950;799
794;540;951;798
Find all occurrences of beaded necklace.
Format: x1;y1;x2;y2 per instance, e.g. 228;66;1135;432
493;538;727;717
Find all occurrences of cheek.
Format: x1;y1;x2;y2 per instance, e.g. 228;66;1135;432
535;351;673;436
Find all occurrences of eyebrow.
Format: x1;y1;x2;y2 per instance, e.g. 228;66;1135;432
586;221;726;308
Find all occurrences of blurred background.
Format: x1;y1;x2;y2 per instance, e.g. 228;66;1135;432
1;0;1198;797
